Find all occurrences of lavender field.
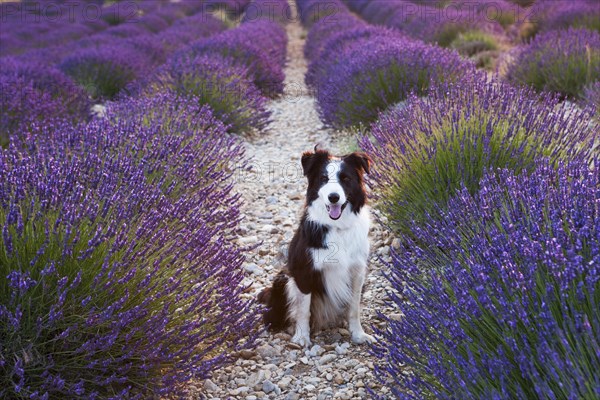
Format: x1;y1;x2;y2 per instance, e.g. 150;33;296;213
1;0;598;399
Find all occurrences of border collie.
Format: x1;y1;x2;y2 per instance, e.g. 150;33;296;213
257;148;375;347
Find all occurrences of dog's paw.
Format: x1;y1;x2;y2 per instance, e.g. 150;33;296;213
351;331;376;345
291;333;312;348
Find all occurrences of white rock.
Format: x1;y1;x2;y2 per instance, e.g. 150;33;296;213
256;344;278;358
203;379;219;392
304;384;316;392
319;354;337;365
279;376;292;389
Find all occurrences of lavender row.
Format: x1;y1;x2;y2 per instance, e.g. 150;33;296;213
0;0;206;57
374;158;599;399
344;0;598;43
0;92;260;399
342;0;599;98
343;0;510;49
298;0;474;128
344;7;600;396
1;7;229;143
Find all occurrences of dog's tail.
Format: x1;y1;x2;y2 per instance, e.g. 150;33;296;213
257;272;290;332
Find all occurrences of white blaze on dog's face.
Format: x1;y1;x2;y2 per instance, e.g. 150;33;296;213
301;149;370;225
320;161;346;220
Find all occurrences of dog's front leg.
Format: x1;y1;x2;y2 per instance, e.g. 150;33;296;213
348;268;375;344
291;291;312;347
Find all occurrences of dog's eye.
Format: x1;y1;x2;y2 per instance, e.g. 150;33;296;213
321;175;329;182
341;176;351;183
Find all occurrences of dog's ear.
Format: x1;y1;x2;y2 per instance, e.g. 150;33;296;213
345;152;371;174
301;151;315;176
302;149;330;176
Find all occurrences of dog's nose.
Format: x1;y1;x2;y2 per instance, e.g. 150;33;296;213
328;193;340;204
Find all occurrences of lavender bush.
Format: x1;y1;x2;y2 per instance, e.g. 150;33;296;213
306;25;403;88
101;2;140;26
187;20;287;97
0;59;89;146
0;77;63;147
103;23;150;38
450;28;502;68
59;44;152;99
400;7;505;48
0;58;89;117
159;14;226;53
138;14;171;33
361;75;597;237
297;0;348;27
317;37;473;128
0;93;258;399
374;159;600;399
303;12;365;62
506;28;600;98
147;54;270;133
521;1;600;40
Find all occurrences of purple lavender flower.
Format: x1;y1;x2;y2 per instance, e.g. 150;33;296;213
506;28;600;98
373;158;599;399
0;92;259;399
317;35;473;127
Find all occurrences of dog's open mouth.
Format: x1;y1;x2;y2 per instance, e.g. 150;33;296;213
326;202;348;220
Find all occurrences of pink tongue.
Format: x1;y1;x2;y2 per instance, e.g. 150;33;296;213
329;204;342;219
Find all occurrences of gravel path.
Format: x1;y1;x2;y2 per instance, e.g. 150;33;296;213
196;13;397;400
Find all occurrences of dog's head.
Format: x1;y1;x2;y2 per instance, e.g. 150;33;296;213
301;147;370;222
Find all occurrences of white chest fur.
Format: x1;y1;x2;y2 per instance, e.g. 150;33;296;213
307;207;371;327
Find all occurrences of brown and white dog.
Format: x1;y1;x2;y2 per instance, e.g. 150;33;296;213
258;148;375;347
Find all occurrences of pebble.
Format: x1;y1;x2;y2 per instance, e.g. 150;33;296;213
262;380;277;394
319;353;337;364
203;379;218;392
335;342;350;355
256;344;278;359
307;344;325;357
279;376;292;389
